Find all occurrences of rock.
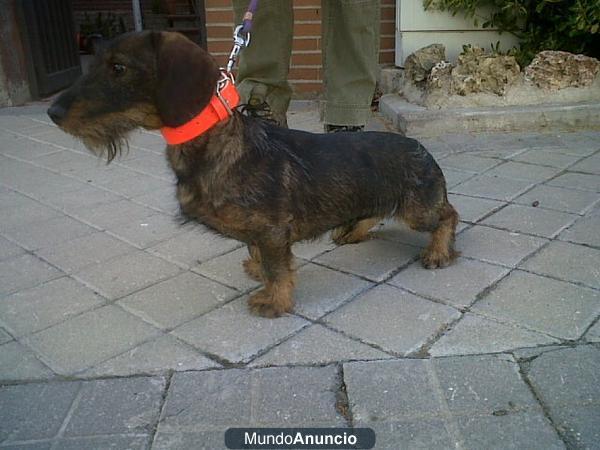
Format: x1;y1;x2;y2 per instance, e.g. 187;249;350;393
525;50;600;90
451;46;520;96
426;61;453;94
404;44;446;86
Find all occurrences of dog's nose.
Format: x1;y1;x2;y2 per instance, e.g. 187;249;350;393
47;104;67;125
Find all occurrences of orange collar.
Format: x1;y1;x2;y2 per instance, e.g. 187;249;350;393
160;76;240;145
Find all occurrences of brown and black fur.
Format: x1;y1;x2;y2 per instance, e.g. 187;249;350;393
48;31;459;318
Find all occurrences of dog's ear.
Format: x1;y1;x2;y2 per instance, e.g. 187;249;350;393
154;32;221;127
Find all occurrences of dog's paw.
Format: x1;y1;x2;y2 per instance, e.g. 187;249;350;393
248;289;293;318
243;258;263;281
332;231;373;245
421;248;459;269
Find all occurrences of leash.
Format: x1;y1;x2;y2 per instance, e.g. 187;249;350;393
225;0;259;73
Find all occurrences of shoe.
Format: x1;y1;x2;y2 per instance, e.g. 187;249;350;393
325;124;365;133
240;98;288;128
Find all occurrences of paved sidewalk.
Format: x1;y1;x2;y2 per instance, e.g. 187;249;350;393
0;103;599;449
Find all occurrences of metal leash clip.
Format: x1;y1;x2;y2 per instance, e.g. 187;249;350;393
215;71;236;115
226;25;251;74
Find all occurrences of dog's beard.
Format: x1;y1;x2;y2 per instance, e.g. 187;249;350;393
81;134;129;163
69;119;135;163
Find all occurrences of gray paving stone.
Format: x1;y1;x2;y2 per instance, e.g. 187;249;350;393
194;246;260;292
557;133;600;156
527;346;600;449
429;314;560;356
44;184;124;214
82;335;219;377
484;161;561;182
0;381;80;442
448;193;505;222
172;298;309;363
24;304;162;374
118;271;237;329
3;215;97;251
511;148;581;168
74;250;181;300
53;435;149;450
292;263;372;319
35;231;135;273
106;212;186;248
441;167;476;188
344;355;557;448
450;174;534;201
434;354;542;413
439;153;501;172
0;198;61;231
27;128;87;151
33;148;100;172
133;190;180;217
149;227;241;268
546;172;600;192
0;328;12;344
360;419;453;450
0;277;104;337
292;234;337;260
457;413;564;450
344;358;444;419
63;376;165;437
0;137;63;160
314;238;420;281
127;129;166;152
569;153;600;175
456;225;547;267
375;219;468;248
473;271;600;339
324;285;460;355
514;184;599;214
99;172;173;199
481;204;577;238
70;199;157;230
158;366;343;431
389;257;510;309
521;240;600;289
152;431;224;450
0;235;25;261
585;319;600;342
559;214;600;247
0;254;63;296
0;341;54;381
118;152;172;178
250;324;390;367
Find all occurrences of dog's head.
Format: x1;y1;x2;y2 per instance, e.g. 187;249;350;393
47;31;220;161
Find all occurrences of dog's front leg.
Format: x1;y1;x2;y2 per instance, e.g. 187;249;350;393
247;238;295;318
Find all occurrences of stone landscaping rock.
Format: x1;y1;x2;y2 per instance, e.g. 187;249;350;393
404;43;446;86
451;46;521;96
525;50;600;90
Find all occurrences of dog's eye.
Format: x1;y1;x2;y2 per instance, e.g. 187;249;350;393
112;63;126;75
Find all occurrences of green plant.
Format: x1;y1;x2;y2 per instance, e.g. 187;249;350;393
80;12;127;40
423;0;600;66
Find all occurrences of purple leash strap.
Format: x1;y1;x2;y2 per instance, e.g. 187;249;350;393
241;0;259;35
226;0;259;73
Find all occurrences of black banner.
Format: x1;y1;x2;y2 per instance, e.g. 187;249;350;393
225;428;376;449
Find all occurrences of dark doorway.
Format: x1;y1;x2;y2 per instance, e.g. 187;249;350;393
17;0;82;98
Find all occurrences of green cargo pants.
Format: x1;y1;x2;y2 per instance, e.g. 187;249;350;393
232;0;381;127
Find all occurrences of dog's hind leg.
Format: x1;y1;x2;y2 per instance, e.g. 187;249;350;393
243;244;263;281
248;238;295;318
332;217;380;245
400;200;459;269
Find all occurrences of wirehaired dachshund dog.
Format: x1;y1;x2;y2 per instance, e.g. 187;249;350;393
48;31;459;317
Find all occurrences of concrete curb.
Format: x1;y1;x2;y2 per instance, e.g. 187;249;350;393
380;94;600;136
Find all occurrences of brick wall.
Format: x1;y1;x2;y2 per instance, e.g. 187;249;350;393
206;0;396;96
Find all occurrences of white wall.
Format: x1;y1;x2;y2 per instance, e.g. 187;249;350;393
396;0;520;65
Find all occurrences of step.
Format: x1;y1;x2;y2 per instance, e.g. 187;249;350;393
379;95;600;137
